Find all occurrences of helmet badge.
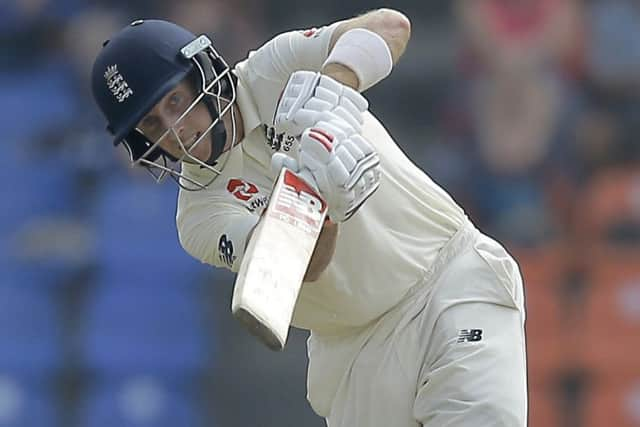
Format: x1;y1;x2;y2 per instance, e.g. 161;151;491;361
104;64;134;103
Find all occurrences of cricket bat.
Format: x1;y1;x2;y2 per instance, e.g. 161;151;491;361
231;168;327;351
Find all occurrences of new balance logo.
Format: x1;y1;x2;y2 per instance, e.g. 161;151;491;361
218;234;236;268
457;329;483;343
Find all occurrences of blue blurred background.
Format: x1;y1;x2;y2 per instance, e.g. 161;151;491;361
1;0;639;426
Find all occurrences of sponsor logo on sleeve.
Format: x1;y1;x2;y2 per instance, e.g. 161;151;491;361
300;27;324;38
218;234;236;267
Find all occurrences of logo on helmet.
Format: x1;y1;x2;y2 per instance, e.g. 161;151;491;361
104;64;134;103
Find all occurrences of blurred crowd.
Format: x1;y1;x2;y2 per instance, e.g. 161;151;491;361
1;0;639;426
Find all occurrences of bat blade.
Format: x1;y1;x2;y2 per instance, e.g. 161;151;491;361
231;168;327;350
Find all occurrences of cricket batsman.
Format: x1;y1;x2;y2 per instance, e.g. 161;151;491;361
91;8;528;426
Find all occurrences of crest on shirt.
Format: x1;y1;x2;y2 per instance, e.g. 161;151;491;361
104;64;133;103
227;178;269;213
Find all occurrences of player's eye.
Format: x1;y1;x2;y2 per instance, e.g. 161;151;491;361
141;116;159;132
169;92;183;108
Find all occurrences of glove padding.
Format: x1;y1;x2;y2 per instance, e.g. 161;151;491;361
274;71;369;138
271;127;382;223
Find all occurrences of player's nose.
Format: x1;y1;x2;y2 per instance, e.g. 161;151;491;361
158;113;187;146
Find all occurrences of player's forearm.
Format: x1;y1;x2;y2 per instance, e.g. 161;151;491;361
304;220;339;282
321;63;360;89
330;9;412;66
321;9;411;92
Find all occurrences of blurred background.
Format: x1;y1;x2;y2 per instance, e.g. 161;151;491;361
1;0;639;426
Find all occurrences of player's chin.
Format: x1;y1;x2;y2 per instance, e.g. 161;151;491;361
184;140;212;164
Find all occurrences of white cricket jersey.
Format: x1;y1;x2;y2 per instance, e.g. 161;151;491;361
176;23;470;334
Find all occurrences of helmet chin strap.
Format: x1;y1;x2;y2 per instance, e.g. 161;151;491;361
202;96;227;166
194;50;236;167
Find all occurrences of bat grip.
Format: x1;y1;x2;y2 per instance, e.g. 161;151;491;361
294;168;320;194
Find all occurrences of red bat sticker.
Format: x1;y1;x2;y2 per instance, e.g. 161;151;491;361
272;170;327;230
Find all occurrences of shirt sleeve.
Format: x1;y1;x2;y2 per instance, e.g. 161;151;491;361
233;22;342;124
246;22;341;79
176;189;260;273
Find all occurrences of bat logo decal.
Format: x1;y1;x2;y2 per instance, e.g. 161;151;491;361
271;170;327;230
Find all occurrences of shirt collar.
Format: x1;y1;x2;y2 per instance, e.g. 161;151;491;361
234;76;261;137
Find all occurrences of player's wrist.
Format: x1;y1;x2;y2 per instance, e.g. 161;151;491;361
322;28;393;92
320;63;359;90
324;216;337;227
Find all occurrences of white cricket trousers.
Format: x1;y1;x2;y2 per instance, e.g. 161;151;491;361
306;223;528;427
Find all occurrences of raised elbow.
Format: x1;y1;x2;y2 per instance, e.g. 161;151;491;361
377;9;411;45
369;8;411;62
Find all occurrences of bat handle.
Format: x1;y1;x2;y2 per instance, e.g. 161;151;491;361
293;168;320;194
272;152;320;194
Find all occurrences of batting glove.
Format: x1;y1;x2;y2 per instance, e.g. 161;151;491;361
274;71;369;138
271;126;382;223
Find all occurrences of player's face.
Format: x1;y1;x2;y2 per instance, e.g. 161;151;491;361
137;79;215;163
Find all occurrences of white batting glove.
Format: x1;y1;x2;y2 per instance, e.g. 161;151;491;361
274;71;369;138
271;127;382;223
